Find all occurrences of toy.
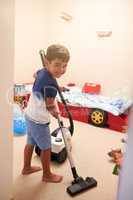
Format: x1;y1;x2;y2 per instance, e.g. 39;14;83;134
82;82;101;94
14;84;30;109
112;164;120;175
13;104;27;135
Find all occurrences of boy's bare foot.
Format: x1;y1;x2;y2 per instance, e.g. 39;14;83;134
42;173;63;183
22;166;42;175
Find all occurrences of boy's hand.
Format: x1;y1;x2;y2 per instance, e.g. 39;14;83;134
59;86;70;92
49;108;60;119
46;104;60;118
45;97;60;119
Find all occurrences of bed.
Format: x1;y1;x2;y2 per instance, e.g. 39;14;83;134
14;83;132;133
57;86;132;133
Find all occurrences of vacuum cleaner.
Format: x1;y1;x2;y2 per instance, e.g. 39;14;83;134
36;50;98;196
56;89;97;196
35;104;74;163
35;89;74;163
58;115;97;196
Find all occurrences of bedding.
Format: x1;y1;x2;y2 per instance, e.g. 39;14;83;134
56;86;132;116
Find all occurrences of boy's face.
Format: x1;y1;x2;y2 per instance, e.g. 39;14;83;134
46;58;68;78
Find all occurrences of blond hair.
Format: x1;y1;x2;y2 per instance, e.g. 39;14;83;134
46;44;70;62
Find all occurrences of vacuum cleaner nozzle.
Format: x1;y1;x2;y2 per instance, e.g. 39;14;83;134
67;176;97;196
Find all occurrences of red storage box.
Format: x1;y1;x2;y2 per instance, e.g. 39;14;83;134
82;83;101;94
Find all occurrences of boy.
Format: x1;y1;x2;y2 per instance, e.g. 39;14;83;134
22;44;70;183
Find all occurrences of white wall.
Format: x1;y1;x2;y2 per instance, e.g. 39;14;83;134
14;0;49;83
15;0;133;98
0;0;14;199
45;0;133;97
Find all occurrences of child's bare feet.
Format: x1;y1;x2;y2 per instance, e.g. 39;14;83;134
22;166;42;175
42;173;63;183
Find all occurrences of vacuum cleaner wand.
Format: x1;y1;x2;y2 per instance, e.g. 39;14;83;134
39;49;45;67
57;116;78;179
56;84;74;135
57;115;97;196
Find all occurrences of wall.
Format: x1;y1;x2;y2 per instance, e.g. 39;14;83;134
45;0;133;97
14;0;48;83
15;0;133;98
0;0;14;199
